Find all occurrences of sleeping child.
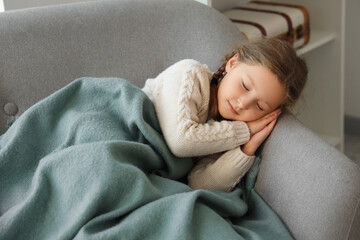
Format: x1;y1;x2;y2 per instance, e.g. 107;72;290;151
142;37;308;192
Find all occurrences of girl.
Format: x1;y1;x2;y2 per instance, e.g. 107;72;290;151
142;38;308;192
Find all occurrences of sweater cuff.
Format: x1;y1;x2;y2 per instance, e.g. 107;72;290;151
187;147;255;192
233;121;251;146
222;147;255;169
222;147;256;191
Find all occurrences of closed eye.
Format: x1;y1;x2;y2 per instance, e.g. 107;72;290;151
242;82;249;91
242;81;263;111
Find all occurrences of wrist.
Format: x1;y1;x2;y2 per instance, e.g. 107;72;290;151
240;145;255;157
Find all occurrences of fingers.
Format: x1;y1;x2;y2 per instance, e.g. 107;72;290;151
248;109;281;136
266;117;278;133
259;108;282;120
263;109;281;124
242;117;279;156
257;118;277;140
265;109;282;122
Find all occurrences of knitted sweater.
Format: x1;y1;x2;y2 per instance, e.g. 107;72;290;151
142;59;256;192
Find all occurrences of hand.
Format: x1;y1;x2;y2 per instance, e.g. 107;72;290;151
242;109;282;156
246;108;282;137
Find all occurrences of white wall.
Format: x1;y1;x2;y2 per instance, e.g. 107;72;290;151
345;0;360;119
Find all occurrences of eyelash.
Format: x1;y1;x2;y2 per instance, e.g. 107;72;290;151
242;81;264;111
257;103;264;111
242;81;249;91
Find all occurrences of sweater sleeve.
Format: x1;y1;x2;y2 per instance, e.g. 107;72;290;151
187;147;256;192
147;59;250;157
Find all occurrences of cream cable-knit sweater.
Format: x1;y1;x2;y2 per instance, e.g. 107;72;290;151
142;59;255;192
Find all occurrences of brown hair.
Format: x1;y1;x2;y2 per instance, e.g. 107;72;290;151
210;37;308;119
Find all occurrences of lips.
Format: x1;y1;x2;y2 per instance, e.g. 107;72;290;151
227;101;239;115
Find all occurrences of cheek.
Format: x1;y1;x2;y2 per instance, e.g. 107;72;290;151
219;76;243;97
232;109;263;122
255;111;268;120
246;111;264;121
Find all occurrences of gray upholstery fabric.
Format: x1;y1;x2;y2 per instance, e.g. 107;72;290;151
256;113;360;240
0;0;243;134
1;0;359;239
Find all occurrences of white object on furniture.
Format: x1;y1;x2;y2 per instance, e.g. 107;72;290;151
194;0;212;7
0;0;4;12
216;0;345;152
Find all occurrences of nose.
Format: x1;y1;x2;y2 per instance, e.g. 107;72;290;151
237;97;250;110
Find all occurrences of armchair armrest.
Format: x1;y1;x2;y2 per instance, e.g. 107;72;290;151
256;113;360;240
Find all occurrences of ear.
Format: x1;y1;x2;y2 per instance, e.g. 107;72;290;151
225;54;239;73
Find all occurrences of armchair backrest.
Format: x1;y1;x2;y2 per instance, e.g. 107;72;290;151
0;0;245;134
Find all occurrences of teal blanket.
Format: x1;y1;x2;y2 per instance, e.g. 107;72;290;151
0;77;292;239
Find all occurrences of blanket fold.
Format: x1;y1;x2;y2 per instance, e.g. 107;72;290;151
0;77;292;240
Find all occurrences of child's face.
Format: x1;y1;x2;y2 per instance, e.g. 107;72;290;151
217;55;286;122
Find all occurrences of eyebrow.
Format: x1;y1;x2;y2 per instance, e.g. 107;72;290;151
245;73;273;109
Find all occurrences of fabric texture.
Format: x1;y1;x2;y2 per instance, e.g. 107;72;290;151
142;59;255;192
142;59;251;157
2;0;360;238
255;112;360;240
0;77;292;239
188;147;256;192
0;0;245;134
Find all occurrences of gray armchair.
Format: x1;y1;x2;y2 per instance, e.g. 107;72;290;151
0;0;359;239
